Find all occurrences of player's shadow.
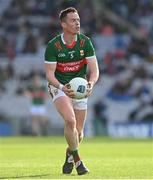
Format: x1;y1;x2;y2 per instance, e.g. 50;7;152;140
0;173;50;179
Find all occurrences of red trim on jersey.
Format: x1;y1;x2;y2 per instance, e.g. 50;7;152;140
55;41;62;51
66;41;76;49
80;39;85;47
56;58;87;72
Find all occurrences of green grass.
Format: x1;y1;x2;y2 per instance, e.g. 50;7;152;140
0;136;153;179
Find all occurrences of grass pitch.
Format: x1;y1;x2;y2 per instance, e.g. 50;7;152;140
0;136;153;179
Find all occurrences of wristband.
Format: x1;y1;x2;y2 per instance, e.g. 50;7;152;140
59;83;64;90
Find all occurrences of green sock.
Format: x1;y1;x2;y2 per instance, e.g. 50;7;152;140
71;149;81;163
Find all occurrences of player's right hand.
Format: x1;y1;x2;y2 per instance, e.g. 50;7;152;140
62;83;75;98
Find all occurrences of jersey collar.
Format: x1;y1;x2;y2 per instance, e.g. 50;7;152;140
61;33;77;49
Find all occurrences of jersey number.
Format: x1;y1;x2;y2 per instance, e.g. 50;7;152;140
77;85;85;93
70;53;74;59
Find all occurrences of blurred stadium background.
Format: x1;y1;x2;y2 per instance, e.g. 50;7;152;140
0;0;153;138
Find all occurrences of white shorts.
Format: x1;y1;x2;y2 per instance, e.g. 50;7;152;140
30;105;46;115
48;84;87;110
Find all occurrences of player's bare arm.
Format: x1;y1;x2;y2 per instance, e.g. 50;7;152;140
86;57;99;97
45;63;75;98
45;63;61;88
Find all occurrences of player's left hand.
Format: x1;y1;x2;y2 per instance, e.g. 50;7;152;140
86;82;93;97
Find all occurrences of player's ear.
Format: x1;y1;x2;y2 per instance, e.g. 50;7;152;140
61;21;67;29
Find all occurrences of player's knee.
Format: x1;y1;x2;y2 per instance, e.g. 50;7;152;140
65;116;76;130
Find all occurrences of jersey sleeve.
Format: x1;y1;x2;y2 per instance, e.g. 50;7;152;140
44;41;57;63
84;38;96;58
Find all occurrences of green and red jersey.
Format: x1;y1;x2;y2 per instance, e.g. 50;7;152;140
44;33;96;84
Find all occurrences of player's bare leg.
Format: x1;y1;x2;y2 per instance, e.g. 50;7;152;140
63;108;89;175
54;96;79;174
54;96;79;150
74;109;89;175
74;109;87;143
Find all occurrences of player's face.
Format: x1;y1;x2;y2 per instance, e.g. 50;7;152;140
62;12;80;34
